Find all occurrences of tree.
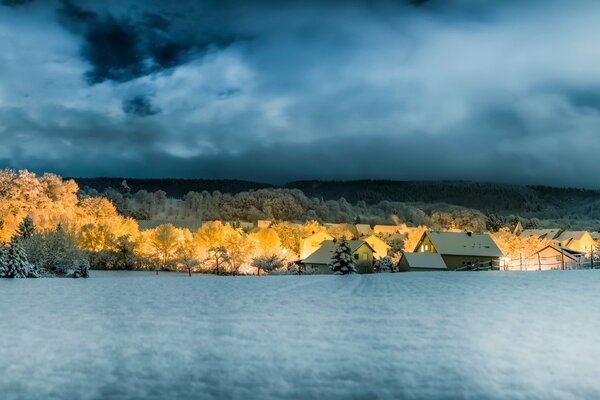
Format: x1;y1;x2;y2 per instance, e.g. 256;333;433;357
207;246;230;275
147;224;182;271
374;256;394;273
252;255;284;276
15;216;35;239
287;261;305;275
120;180;131;197
328;237;357;275
401;226;427;252
485;214;504;233
1;239;31;278
225;232;256;275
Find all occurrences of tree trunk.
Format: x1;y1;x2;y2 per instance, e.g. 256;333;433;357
188;268;191;277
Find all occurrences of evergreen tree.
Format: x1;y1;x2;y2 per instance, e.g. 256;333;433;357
15;216;35;239
120;180;131;197
1;240;30;278
328;237;357;275
73;260;90;278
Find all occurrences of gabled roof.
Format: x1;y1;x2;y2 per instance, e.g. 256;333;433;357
420;231;503;257
536;245;582;261
400;253;447;270
554;231;591;243
355;224;373;235
520;229;561;240
302;240;374;265
373;225;402;234
363;235;391;250
301;231;333;242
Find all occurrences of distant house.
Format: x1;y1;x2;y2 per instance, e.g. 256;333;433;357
299;231;333;259
373;225;402;236
302;240;375;274
257;220;272;228
362;235;391;259
397;253;448;272
512;221;523;235
554;231;595;254
519;228;562;241
533;245;584;270
355;224;373;237
413;231;503;270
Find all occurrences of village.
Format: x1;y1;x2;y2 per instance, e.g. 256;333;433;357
136;217;600;274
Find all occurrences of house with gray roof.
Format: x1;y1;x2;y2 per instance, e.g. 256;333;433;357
412;231;504;270
301;240;375;274
397;253;448;272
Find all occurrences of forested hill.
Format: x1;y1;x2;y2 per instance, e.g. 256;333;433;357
285;180;600;213
72;177;274;197
73;177;600;214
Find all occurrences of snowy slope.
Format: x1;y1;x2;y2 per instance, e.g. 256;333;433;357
1;271;599;400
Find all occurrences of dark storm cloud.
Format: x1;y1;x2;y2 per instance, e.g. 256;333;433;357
2;0;600;187
0;0;33;6
122;95;160;117
58;0;239;84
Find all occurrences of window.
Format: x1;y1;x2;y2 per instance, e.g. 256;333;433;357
420;245;424;252
425;244;429;251
354;254;359;260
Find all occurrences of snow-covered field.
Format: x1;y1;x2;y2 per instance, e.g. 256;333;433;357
1;271;600;400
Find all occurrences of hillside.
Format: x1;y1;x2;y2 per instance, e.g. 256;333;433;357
73;177;274;198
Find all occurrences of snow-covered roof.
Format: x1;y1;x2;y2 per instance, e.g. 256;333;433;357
362;235;391;250
536;245;582;261
554;231;591;243
302;240;374;265
355;224;373;235
301;231;333;242
520;229;561;240
400;253;447;270
373;225;402;234
422;231;503;257
591;232;600;240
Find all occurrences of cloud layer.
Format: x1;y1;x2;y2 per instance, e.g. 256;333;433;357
1;0;600;187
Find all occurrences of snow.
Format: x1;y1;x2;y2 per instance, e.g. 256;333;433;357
1;271;600;399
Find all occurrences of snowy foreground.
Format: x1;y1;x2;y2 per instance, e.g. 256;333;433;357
1;272;600;400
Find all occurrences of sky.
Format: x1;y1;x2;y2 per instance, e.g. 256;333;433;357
1;0;600;187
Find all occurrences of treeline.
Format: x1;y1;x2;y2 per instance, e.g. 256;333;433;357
75;177;600;229
82;181;497;230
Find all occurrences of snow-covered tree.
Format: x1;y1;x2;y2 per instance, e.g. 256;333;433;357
15;216;35;239
251;255;284;276
328;237;357;275
207;246;230;275
374;256;394;273
1;239;31;278
73;259;90;278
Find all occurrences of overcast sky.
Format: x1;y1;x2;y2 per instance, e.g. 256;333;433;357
1;0;600;187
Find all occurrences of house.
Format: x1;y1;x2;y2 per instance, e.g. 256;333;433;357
397;253;448;272
519;228;561;241
512;221;523;235
302;240;375;274
362;235;391;259
533;245;584;270
413;231;503;270
373;225;402;236
355;224;373;237
257;220;272;228
299;231;333;259
553;231;595;254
